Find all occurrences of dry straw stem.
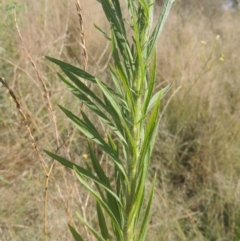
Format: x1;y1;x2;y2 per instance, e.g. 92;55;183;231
0;76;48;240
11;6;80;240
64;0;90;153
0;77;48;175
14;6;60;148
76;0;88;72
14;8;54;240
68;2;93;239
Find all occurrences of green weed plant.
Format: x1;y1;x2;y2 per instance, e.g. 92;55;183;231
45;0;175;240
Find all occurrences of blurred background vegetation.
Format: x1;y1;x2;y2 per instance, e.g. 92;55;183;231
0;0;240;240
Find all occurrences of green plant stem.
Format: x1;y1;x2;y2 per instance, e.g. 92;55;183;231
46;0;175;240
123;89;143;241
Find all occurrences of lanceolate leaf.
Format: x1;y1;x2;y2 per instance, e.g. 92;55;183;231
44;150;122;205
59;70;107;111
59;71;128;145
58;105;128;180
88;141;122;226
112;0;126;36
99;0;133;67
128;0;146;92
96;78;123;120
109;65;124;96
115;65;135;113
137;174;156;241
46;56;96;82
147;0;175;60
96;203;110;240
74;167;123;238
94;24;111;41
59;73;125;141
46;56;122;99
96;78;135;150
147;84;172;113
143;50;157;114
132;151;150;224
68;224;84;241
59;105;107;146
103;94;135;156
88;141;109;184
139;93;161;170
76;211;106;241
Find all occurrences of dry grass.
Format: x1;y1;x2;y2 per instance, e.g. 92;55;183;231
0;0;240;241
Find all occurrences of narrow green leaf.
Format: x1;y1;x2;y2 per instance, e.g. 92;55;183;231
47;56;122;100
76;211;106;241
137;174;156;241
88;142;122;228
128;178;145;230
112;0;126;36
149;119;160;155
139;93;161;171
147;84;172;113
94;24;111;40
145;0;155;40
107;134;117;152
98;80;134;151
146;90;162;113
115;64;135;113
102;94;134;157
68;224;84;241
46;56;96;82
74;167;123;238
99;0;123;35
129;0;145;92
147;0;175;59
109;65;123;97
59;105;129;184
59;74;112;132
44;150;122;205
59;70;107;111
132;151;150;224
97;203;110;240
160;83;172;98
88;141;109;185
82;110;102;134
100;0;134;73
59;105;105;145
59;71;127;145
143;50;157;114
59;105;111;154
96;78;122;119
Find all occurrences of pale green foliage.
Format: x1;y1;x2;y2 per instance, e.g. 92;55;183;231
45;0;174;240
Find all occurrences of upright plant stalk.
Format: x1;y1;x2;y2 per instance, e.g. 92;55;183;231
45;0;175;240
